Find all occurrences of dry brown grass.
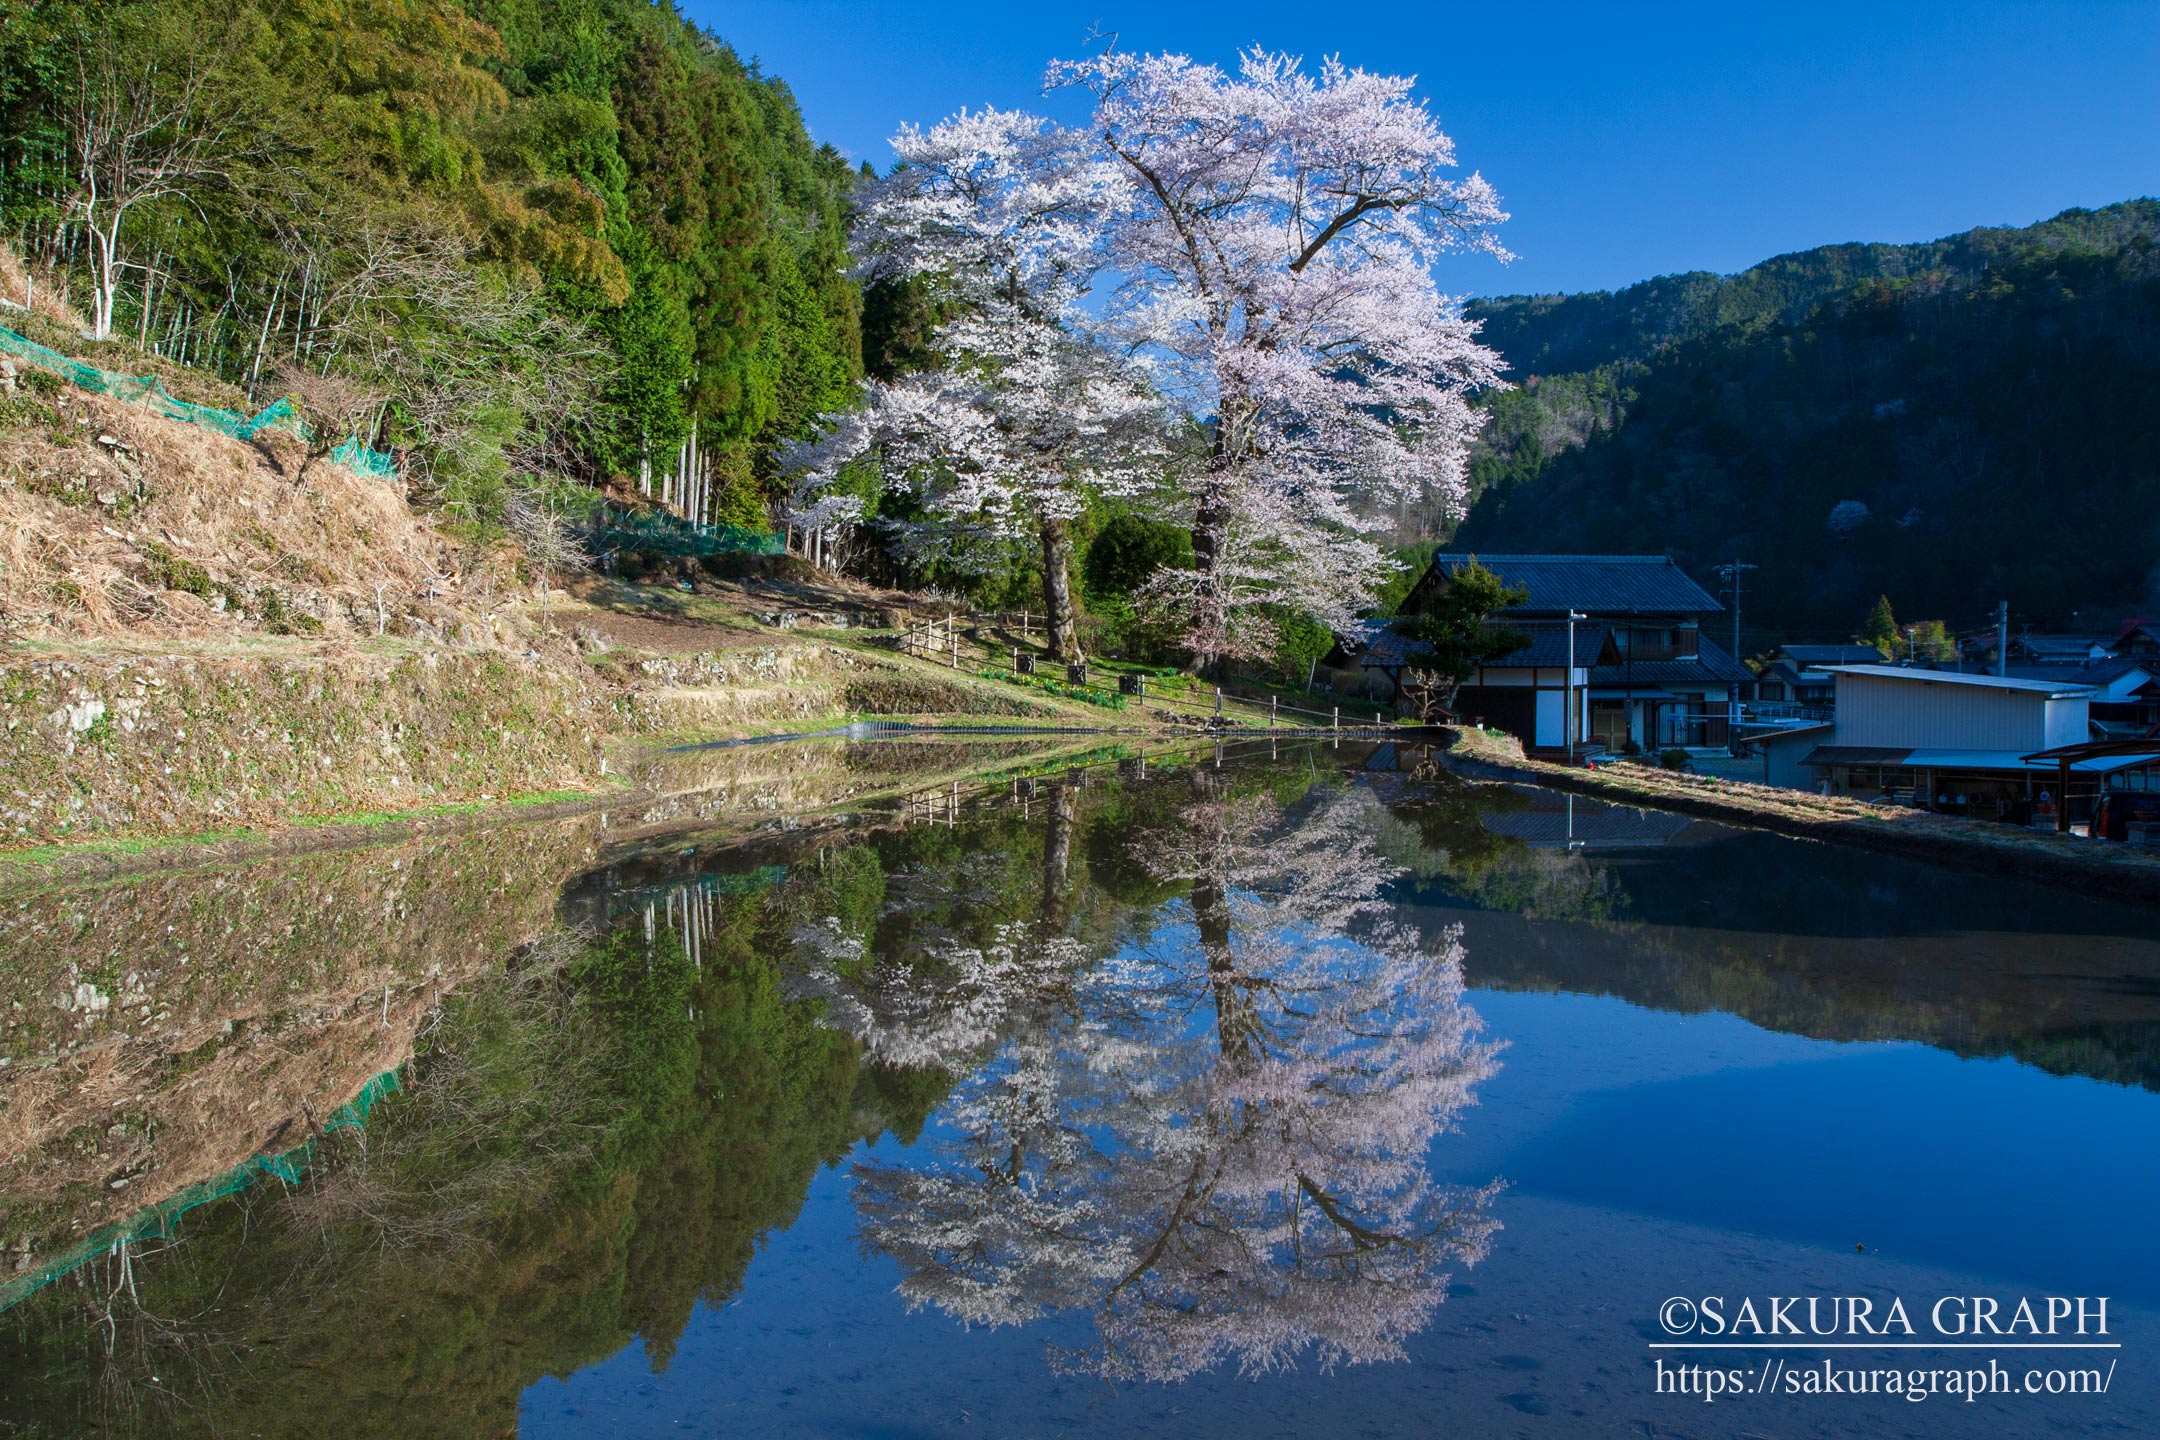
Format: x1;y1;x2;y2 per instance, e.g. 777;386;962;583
0;242;88;330
0;383;516;644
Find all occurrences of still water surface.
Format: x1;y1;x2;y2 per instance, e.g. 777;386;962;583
2;737;2155;1437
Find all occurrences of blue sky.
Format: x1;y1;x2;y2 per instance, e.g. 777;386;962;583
681;0;2159;298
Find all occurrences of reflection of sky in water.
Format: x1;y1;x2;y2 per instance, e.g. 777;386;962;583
523;963;2159;1438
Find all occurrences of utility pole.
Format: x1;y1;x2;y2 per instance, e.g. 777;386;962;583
1905;625;1918;664
1714;559;1757;661
1714;560;1757;735
1996;600;2009;678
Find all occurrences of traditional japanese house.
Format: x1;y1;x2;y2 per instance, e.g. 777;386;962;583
1393;553;1749;753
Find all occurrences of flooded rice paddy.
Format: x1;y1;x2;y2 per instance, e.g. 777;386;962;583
1;735;2154;1438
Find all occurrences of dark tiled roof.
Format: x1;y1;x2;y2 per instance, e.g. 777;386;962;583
1989;662;2096;684
2015;633;2110;659
1356;619;1616;670
1478;622;1616;669
2072;655;2154;685
1775;643;1888;666
1432;553;1723;616
1590;634;1752;688
1357;622;1430;668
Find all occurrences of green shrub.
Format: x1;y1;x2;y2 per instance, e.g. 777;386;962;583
258;587;324;635
0;395;57;431
1082;514;1192;599
976;665;1127;710
141;541;216;598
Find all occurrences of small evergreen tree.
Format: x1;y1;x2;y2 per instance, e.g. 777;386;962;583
1857;595;1899;652
1393;560;1532;714
1908;619;1959;663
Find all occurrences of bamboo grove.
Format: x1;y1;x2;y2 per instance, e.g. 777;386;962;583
0;0;864;523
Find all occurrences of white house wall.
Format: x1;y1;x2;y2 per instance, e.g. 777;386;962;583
2042;697;2089;749
1535;689;1565;747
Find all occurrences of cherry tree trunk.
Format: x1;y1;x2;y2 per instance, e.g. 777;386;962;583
1039;517;1082;663
1040;781;1078;932
1188;492;1232;677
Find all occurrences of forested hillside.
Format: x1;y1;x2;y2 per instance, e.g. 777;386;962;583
0;0;861;525
1454;200;2160;641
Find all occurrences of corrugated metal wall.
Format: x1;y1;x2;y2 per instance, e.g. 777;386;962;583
1836;674;2086;749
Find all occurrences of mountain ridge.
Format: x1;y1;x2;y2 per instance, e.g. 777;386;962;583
1466;199;2160;380
1448;199;2160;644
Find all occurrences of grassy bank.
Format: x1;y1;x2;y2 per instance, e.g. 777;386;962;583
1441;725;2160;905
0;347;1340;857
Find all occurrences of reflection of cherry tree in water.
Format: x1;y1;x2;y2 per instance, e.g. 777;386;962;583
789;783;1093;1074
831;776;1504;1381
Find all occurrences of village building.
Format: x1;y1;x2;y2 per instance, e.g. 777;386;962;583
1756;664;2160;827
1751;643;1887;716
1377;553;1749;755
1962;629;2115;669
2114;620;2160;658
2072;655;2160;736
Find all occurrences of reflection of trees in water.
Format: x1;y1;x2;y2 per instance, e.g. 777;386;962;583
0;917;914;1438
842;778;1504;1381
2;754;1498;1429
1388;776;2160;1091
788;780;1096;1074
1372;773;1629;923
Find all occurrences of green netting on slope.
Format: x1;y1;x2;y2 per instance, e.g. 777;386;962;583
0;324;396;475
584;509;783;557
0;1067;404;1314
330;434;397;478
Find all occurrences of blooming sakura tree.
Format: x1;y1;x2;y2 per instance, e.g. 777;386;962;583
842;775;1503;1381
1048;48;1511;666
785;111;1162;661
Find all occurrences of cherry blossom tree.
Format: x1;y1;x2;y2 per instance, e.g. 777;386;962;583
786;111;1163;661
1042;48;1512;667
794;55;1505;669
841;776;1504;1381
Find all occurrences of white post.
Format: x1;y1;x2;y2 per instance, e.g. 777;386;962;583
1566;609;1586;760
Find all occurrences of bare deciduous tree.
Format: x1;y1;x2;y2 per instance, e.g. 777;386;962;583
61;11;253;342
270;361;381;483
505;485;590;631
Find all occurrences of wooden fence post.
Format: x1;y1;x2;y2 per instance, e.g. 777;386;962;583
1214;687;1222;718
1270;693;1278;728
1332;706;1340;733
